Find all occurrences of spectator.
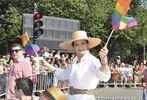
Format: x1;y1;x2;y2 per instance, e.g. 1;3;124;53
126;64;133;87
54;50;61;59
1;54;11;65
138;62;144;84
53;58;60;87
6;43;32;99
119;62;127;87
70;54;75;62
14;77;38;100
112;64;119;88
42;52;50;60
0;59;5;74
116;56;121;68
133;64;140;87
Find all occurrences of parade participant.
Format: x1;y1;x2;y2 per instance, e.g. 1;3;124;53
42;31;111;100
6;43;32;100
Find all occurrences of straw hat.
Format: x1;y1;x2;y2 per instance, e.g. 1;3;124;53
39;87;66;100
59;30;101;51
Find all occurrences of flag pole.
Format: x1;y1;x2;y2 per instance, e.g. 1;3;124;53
104;28;115;47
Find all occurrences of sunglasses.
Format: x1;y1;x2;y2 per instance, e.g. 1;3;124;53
10;49;22;53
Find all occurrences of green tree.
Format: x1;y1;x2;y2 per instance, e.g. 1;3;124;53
0;7;22;53
0;0;146;62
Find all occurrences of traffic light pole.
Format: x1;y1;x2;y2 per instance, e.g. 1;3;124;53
32;2;37;44
32;1;44;43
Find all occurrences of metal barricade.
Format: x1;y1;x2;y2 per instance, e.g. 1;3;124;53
0;71;53;97
0;73;7;96
32;71;54;91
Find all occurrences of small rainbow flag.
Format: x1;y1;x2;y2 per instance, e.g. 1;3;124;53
118;16;137;30
111;0;137;30
21;33;37;55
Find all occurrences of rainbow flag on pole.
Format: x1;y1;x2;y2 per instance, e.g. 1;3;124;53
21;33;37;55
118;16;137;30
111;0;137;30
105;0;137;46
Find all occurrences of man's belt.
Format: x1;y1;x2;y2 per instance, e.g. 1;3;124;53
69;86;93;95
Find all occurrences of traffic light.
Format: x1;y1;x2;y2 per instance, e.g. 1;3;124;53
33;11;44;38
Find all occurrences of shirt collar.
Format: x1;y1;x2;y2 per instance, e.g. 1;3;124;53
73;51;90;63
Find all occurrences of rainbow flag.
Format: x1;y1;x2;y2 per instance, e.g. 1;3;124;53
21;33;36;55
111;0;132;29
118;16;137;30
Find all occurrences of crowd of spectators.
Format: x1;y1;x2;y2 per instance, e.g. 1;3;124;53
0;46;146;95
109;56;147;88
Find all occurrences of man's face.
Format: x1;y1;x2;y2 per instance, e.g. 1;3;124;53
10;46;23;59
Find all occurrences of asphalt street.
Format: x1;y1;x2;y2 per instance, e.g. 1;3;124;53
93;87;143;100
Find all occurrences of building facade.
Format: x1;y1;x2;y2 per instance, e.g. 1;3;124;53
23;13;80;51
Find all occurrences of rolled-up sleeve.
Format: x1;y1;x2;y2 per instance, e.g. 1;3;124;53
96;69;111;82
92;58;111;82
54;66;71;80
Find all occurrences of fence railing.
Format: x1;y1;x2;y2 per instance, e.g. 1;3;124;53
0;73;7;97
32;71;54;91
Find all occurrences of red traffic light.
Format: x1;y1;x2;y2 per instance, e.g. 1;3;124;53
34;12;43;20
33;11;44;39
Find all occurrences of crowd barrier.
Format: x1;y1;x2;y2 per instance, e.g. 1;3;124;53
0;72;54;97
0;73;7;97
32;71;54;91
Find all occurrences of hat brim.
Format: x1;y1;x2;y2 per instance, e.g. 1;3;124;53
59;38;101;51
38;87;66;100
38;90;51;100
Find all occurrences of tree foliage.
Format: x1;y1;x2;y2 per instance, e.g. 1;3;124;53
0;0;147;63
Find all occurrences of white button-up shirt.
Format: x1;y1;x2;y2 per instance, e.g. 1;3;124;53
55;51;111;100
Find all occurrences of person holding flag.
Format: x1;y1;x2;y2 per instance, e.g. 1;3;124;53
41;30;111;100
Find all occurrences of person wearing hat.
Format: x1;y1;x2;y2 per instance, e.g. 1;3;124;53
42;30;111;100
